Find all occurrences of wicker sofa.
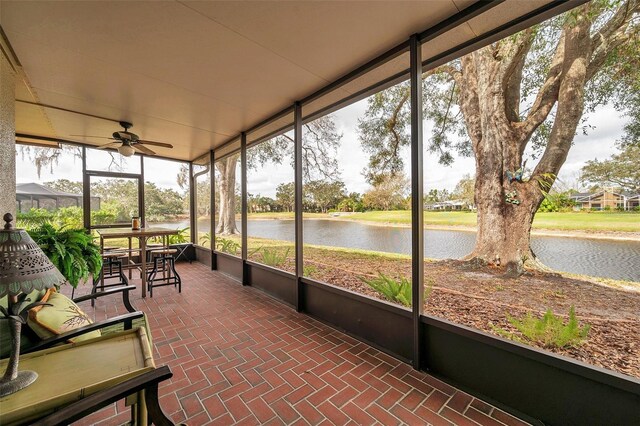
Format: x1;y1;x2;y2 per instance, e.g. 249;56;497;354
0;285;176;425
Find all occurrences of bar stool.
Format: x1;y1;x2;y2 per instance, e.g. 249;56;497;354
91;251;129;306
146;243;164;262
147;249;181;297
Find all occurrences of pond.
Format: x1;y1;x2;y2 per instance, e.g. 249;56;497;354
164;218;640;282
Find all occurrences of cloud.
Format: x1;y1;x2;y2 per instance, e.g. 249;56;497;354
16;101;627;198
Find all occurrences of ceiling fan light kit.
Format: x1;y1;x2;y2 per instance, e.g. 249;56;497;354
118;143;136;157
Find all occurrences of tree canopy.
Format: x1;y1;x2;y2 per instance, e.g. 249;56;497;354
581;144;640;192
359;1;640;185
363;173;409;211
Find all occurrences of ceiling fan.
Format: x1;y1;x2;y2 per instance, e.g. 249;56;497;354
72;121;173;157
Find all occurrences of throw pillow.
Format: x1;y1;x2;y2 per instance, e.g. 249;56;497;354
27;289;101;343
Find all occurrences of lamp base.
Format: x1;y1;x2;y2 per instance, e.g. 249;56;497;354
0;370;38;397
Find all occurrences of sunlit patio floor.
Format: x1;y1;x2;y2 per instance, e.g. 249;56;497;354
69;261;529;425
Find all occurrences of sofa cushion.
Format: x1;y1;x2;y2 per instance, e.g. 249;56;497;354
27;289;101;343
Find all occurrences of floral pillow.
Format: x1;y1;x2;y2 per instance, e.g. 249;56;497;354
27;288;101;343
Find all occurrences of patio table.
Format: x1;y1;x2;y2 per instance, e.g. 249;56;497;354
96;227;178;298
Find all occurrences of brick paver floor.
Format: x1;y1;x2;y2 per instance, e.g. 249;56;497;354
71;262;529;425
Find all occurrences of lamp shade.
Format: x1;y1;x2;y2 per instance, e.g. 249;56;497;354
0;213;66;297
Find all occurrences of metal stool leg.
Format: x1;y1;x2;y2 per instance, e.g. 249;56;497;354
147;256;162;298
169;256;181;293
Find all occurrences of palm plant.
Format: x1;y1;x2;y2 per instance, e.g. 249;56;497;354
361;273;433;308
168;227;190;244
361;273;413;307
200;232;211;245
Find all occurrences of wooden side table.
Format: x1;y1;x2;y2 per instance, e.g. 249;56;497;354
0;328;155;426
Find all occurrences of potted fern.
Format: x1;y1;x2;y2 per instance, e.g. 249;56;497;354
28;223;102;288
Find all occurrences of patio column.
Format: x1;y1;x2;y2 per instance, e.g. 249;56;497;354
294;101;303;312
210;150;216;269
241;132;248;285
410;34;424;370
0;50;16;217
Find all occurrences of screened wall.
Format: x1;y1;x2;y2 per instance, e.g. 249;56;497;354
203;5;639;424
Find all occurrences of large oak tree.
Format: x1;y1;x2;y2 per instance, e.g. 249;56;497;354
358;1;640;274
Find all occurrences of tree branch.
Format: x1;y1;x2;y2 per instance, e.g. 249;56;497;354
425;64;462;84
515;29;567;144
432;81;457;157
458;55;482;147
501;28;535;122
386;89;410;162
532;6;592;184
587;0;639;80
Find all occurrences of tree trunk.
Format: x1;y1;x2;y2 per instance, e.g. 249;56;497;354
467;89;545;273
459;45;540;274
215;154;240;235
470;166;545;275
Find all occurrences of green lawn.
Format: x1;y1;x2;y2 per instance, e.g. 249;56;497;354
248;211;640;233
531;212;640;232
248;212;325;220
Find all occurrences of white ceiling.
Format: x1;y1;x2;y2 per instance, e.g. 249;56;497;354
1;0;566;162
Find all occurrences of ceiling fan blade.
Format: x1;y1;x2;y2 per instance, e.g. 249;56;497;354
70;134;113;139
137;139;173;149
133;144;156;155
97;142;122;150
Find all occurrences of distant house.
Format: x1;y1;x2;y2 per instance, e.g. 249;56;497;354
16;182;100;212
424;199;474;211
569;189;639;211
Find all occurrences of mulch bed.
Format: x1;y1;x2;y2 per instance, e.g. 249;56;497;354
273;248;640;379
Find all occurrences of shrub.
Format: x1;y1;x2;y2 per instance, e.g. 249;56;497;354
16;208;55;228
361;273;433;307
151;227;190;245
538;193;576;213
169;227;190;244
261;247;290;268
215;237;240;255
29;223;102;288
493;306;590;349
303;264;318;277
200;232;211;246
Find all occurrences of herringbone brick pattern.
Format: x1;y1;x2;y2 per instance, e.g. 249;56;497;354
69;262;529;426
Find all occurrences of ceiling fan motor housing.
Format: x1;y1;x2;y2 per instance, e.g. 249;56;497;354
112;121;138;142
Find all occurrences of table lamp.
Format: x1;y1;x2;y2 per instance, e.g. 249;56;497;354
0;213;66;397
